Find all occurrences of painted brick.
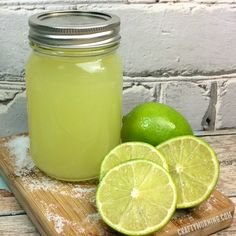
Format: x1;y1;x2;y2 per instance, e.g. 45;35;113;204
128;0;157;3
159;0;236;2
1;0;236;5
1;4;236;79
160;81;211;130
0;9;30;78
122;82;158;115
0;0;127;4
0;91;27;137
216;80;236;129
0;82;25;101
0;75;236;137
0;90;18;102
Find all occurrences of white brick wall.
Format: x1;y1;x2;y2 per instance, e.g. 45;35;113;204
160;81;211;130
0;91;27;137
1;4;236;77
216;80;236;129
0;0;236;136
123;81;157;115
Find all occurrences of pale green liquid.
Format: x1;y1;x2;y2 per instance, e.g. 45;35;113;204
26;50;122;181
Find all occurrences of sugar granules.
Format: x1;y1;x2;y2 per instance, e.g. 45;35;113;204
6;136;96;199
43;203;66;234
73;184;96;199
7;136;35;176
41;201;86;235
86;212;102;224
5;135;99;234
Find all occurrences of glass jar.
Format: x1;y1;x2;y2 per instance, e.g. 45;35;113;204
26;11;122;181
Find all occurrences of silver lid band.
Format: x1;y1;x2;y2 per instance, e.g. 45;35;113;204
29;11;121;49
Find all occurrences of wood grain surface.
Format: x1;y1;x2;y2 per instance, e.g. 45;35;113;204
0;134;235;236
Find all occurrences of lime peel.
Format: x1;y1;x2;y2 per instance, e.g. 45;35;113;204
121;102;193;146
100;142;168;180
97;159;177;235
156;135;220;209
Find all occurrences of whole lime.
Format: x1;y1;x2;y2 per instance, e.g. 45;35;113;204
121;102;193;146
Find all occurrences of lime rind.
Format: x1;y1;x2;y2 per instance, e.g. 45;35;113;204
156;135;220;209
100;142;168;180
96;159;177;236
121;102;193;146
177;141;219;208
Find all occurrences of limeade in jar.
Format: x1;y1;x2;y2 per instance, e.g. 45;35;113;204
26;11;122;181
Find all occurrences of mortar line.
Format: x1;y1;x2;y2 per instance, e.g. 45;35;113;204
1;73;236;84
201;82;217;131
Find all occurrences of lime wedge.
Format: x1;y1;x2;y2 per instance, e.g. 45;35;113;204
156;135;219;209
100;142;168;180
96;160;177;235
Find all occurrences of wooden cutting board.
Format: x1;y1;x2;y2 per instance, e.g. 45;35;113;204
0;135;234;236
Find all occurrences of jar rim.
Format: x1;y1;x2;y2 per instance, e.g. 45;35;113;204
28;10;121;49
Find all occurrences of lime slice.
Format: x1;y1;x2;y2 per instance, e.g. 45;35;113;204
100;142;168;180
96;160;177;235
156;135;219;209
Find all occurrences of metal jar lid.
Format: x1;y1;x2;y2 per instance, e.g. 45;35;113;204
28;11;120;49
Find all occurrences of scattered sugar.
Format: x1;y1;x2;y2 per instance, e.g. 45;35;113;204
6;136;97;200
41;201;86;234
5;135;100;235
22;176;94;197
21;176;61;192
69;222;86;234
86;213;101;224
5;136;96;199
198;201;213;212
88;195;96;206
48;213;66;234
21;175;96;201
73;185;96;198
43;202;66;234
209;195;217;203
7;136;35;176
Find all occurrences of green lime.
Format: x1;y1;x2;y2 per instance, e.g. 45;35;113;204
156;135;219;209
100;142;168;180
96;159;177;235
121;102;193;146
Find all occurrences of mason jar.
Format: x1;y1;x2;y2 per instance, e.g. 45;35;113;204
26;11;122;181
